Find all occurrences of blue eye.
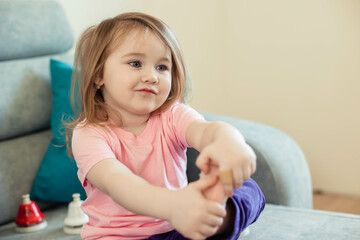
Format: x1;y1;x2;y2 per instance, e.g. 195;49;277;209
157;65;167;71
129;61;141;68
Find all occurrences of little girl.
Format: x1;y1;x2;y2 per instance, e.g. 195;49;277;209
69;12;265;240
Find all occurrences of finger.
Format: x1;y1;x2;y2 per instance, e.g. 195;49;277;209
195;153;211;174
246;144;257;174
218;169;235;196
251;158;257;174
232;169;243;190
218;169;233;186
233;178;243;190
199;225;218;238
223;183;234;197
203;215;224;227
193;232;207;240
243;165;251;180
199;164;218;179
195;175;218;192
207;202;227;217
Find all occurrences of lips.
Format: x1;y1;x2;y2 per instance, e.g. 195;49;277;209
137;88;157;94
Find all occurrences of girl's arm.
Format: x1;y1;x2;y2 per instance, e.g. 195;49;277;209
86;158;227;239
186;120;265;237
186;120;257;196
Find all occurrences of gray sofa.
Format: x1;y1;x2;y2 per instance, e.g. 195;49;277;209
0;1;314;239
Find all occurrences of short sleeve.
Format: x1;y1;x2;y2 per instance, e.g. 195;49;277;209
72;125;116;186
165;103;204;149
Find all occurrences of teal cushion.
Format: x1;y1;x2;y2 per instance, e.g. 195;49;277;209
30;59;86;202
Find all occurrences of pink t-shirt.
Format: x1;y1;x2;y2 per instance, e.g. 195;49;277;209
72;103;204;240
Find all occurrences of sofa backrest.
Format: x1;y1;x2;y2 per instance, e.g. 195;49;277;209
0;0;73;225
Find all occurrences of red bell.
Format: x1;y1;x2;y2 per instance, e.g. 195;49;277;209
14;194;47;233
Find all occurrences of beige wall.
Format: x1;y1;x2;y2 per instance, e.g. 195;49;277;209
58;0;360;197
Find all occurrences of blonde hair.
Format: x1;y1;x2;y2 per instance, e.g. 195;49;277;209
66;12;188;155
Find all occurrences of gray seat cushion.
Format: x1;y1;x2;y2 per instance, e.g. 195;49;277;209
246;204;360;240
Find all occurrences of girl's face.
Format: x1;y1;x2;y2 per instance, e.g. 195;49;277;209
98;29;172;120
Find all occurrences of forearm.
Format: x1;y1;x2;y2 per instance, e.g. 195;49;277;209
106;172;173;220
86;159;173;221
87;159;228;239
194;121;246;152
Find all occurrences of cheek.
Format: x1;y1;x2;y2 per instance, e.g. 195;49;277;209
159;73;171;90
165;78;172;95
166;73;172;88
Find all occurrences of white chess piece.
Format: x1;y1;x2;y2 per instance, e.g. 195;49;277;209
64;193;89;234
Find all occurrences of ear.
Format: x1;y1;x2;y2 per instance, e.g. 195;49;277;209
94;78;104;88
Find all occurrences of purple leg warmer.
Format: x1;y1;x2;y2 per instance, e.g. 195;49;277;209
146;178;265;240
208;178;266;240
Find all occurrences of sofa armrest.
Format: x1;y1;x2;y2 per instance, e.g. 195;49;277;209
186;113;313;209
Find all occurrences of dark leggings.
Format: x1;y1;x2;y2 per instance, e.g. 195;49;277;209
145;178;265;240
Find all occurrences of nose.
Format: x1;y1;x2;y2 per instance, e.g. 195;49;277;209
141;67;159;84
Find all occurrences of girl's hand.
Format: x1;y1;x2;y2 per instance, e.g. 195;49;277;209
186;120;257;198
200;166;228;205
196;135;256;197
167;176;226;240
